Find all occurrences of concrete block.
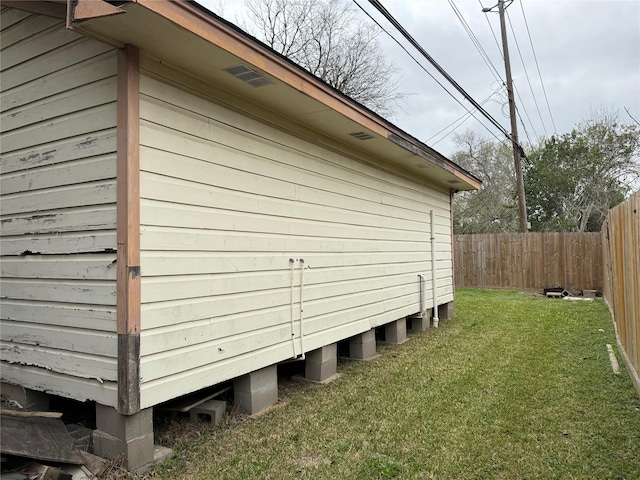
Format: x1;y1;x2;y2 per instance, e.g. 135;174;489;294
153;445;173;466
94;405;155;472
384;318;408;344
583;289;597;298
95;404;153;442
0;383;49;411
438;302;454;321
305;344;337;382
189;400;226;424
234;365;278;415
92;429;154;473
408;311;431;333
348;330;377;360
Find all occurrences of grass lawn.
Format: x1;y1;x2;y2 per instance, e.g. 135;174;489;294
151;289;640;479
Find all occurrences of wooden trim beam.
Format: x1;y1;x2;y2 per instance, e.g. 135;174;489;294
116;44;141;415
67;0;124;27
2;1;66;19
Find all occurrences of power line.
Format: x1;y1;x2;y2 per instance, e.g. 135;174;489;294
513;82;539;141
515;105;534;146
448;0;504;86
451;0;539;144
351;0;505;144
480;0;504;60
365;0;526;153
480;0;539;141
519;0;557;135
428;92;500;145
506;9;548;137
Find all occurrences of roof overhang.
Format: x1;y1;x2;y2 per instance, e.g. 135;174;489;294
58;0;481;191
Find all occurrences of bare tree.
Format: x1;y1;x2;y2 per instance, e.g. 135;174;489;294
244;0;404;117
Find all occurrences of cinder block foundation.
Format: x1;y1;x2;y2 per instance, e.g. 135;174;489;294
189;400;226;424
438;301;454;321
0;383;49;411
93;405;155;473
305;343;338;383
384;318;408;344
408;311;431;333
234;365;278;415
348;330;377;360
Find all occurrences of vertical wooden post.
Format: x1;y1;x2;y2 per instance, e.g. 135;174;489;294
117;44;141;415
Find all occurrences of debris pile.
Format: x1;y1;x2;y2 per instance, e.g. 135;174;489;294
0;405;108;480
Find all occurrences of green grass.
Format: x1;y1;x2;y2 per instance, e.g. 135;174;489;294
151;290;640;479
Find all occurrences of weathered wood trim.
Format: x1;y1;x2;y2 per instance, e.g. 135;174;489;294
65;0;125;48
117;44;141;414
2;1;66;19
66;0;124;26
117;333;140;414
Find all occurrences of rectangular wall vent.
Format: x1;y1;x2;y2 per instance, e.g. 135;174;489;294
348;132;375;141
223;64;273;88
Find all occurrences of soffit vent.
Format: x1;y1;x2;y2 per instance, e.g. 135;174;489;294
448;179;461;184
349;131;375;141
223;64;273;88
416;163;432;169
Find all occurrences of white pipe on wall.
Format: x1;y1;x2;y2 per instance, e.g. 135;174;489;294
289;258;297;357
418;273;427;316
431;209;439;327
298;258;306;360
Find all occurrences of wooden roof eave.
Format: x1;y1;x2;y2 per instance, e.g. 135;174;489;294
66;0;481;191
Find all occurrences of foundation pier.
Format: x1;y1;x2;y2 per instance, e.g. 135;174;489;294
93;405;157;473
408;310;431;333
384;318;408;344
305;343;338;383
438;302;454;321
233;365;278;415
348;330;377;360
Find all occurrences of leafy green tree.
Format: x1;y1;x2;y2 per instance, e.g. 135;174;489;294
525;114;640;232
451;131;520;234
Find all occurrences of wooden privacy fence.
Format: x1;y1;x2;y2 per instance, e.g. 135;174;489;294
602;191;640;394
454;232;602;291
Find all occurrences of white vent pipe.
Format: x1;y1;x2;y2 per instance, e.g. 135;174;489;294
431;209;439;327
298;258;306;360
288;258;307;360
418;273;427;316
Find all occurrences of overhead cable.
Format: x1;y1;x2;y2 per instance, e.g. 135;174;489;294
448;0;504;86
480;0;538;142
449;0;537;144
506;9;548;137
366;0;527;156
520;0;557;135
428;92;499;146
351;0;505;144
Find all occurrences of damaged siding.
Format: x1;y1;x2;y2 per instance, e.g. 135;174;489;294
0;8;118;405
137;65;454;407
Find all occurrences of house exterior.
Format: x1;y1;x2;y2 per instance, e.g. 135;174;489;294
0;0;480;471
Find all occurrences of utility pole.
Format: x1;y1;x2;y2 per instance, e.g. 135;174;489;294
485;0;528;232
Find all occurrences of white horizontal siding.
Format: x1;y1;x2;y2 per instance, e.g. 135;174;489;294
0;9;118;407
138;66;454;407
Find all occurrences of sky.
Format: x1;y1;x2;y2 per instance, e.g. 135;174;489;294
198;0;640;158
